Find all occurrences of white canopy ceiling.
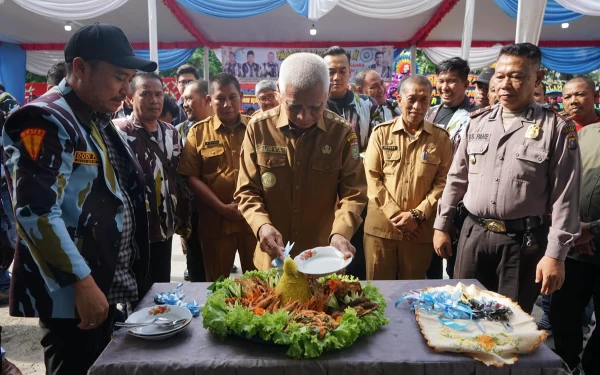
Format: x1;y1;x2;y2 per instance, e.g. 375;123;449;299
0;0;597;47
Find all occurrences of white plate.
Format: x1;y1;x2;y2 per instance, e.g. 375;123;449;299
293;246;353;277
125;305;192;340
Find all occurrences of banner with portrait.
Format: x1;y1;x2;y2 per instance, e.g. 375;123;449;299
220;45;394;83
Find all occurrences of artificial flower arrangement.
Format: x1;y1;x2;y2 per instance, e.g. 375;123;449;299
202;258;389;358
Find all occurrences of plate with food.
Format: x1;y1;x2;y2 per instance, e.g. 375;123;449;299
124;305;192;340
202;258;388;358
293;246;353;277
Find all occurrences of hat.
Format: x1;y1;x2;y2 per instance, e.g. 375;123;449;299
474;67;495;85
65;23;157;72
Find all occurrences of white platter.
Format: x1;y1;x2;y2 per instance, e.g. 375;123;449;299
293;246;353;277
125;305;192;341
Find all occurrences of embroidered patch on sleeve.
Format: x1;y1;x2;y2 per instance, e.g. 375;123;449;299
20;128;47;161
73;151;100;165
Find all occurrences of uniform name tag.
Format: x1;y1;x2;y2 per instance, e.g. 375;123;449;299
257;145;287;154
468;133;490;141
381;145;398;151
74;151;100;165
204;140;221;146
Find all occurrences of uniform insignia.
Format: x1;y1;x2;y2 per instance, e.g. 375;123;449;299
427;143;436;152
469;106;493;119
326;112;334;120
346;133;358;143
561;125;576;134
204;140;221;146
568;135;578;150
322;145;332;154
257;145;287;154
525;124;540;139
261;172;276;188
351;144;359;160
525;107;534;121
470;154;476;165
20;128;47;161
381;145;398;151
73;151;100;166
387;139;394;145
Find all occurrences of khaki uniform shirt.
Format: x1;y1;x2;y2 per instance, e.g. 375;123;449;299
434;102;582;261
364;118;452;242
235;106;367;266
178;115;252;239
571;120;600;266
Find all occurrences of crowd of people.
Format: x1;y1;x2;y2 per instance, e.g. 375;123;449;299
0;22;598;375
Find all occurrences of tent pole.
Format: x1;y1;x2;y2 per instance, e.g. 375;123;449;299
461;0;475;61
203;46;209;80
516;0;547;44
410;45;416;75
148;0;159;72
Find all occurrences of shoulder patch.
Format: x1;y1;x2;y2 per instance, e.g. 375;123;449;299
469;106;492;119
346;132;358;143
20;128;47;161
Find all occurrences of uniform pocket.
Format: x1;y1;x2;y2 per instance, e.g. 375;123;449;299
382;151;401;175
257;153;287;191
511;145;548;183
466;141;489;175
312;158;342;195
200;145;225;174
418;155;441;180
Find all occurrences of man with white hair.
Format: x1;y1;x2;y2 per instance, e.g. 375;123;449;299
235;52;367;270
254;80;279;114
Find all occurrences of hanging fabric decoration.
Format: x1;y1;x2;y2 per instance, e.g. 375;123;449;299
134;49;196;71
541;47;600;75
555;0;600;16
493;0;583;24
423;45;503;70
176;0;309;18
25;50;64;76
12;0;128;21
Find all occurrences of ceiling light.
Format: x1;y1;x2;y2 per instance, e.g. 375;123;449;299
64;22;72;32
309;24;317;36
561;23;569;29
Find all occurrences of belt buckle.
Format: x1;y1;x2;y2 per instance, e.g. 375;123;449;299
483;219;506;233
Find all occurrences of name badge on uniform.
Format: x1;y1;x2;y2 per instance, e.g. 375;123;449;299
525;124;540;140
257;144;287;154
73;151;100;166
204;140;221;146
381;145;398;151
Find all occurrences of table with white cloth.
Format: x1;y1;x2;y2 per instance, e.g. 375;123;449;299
88;280;570;375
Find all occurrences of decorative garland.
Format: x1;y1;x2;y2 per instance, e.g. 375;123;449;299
202;269;389;359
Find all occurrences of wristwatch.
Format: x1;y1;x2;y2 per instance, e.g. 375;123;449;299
589;220;600;237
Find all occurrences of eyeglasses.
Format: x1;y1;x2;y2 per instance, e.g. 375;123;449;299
257;94;276;103
178;79;194;86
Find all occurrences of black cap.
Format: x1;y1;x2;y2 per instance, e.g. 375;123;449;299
64;23;157;72
474;67;495;85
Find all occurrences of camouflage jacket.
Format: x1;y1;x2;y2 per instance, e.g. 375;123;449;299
2;81;150;319
114;116;191;242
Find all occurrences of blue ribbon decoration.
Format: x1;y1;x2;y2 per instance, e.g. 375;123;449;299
396;289;473;330
493;0;583;24
154;282;201;317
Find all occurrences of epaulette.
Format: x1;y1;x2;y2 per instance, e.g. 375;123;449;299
324;110;350;127
547;105;575;122
190;116;211;129
469;106;493;119
255;107;278;122
372;118;396;132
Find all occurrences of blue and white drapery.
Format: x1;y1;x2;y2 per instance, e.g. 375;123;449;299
555;0;600;16
493;0;584;24
541;47;600;75
177;0;442;20
25;48;196;76
0;43;27;105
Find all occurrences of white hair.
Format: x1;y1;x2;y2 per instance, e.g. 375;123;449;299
255;80;277;95
278;53;329;95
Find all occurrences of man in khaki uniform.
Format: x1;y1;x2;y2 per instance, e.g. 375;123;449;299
364;75;452;280
178;73;256;281
433;43;581;314
235;53;367;270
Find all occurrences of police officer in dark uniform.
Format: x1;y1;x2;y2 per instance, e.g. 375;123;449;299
433;43;581;314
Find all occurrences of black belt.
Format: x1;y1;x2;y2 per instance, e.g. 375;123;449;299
467;212;546;234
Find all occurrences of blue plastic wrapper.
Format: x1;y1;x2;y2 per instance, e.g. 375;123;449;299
395;288;473;330
153;282;201;317
271;241;294;268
